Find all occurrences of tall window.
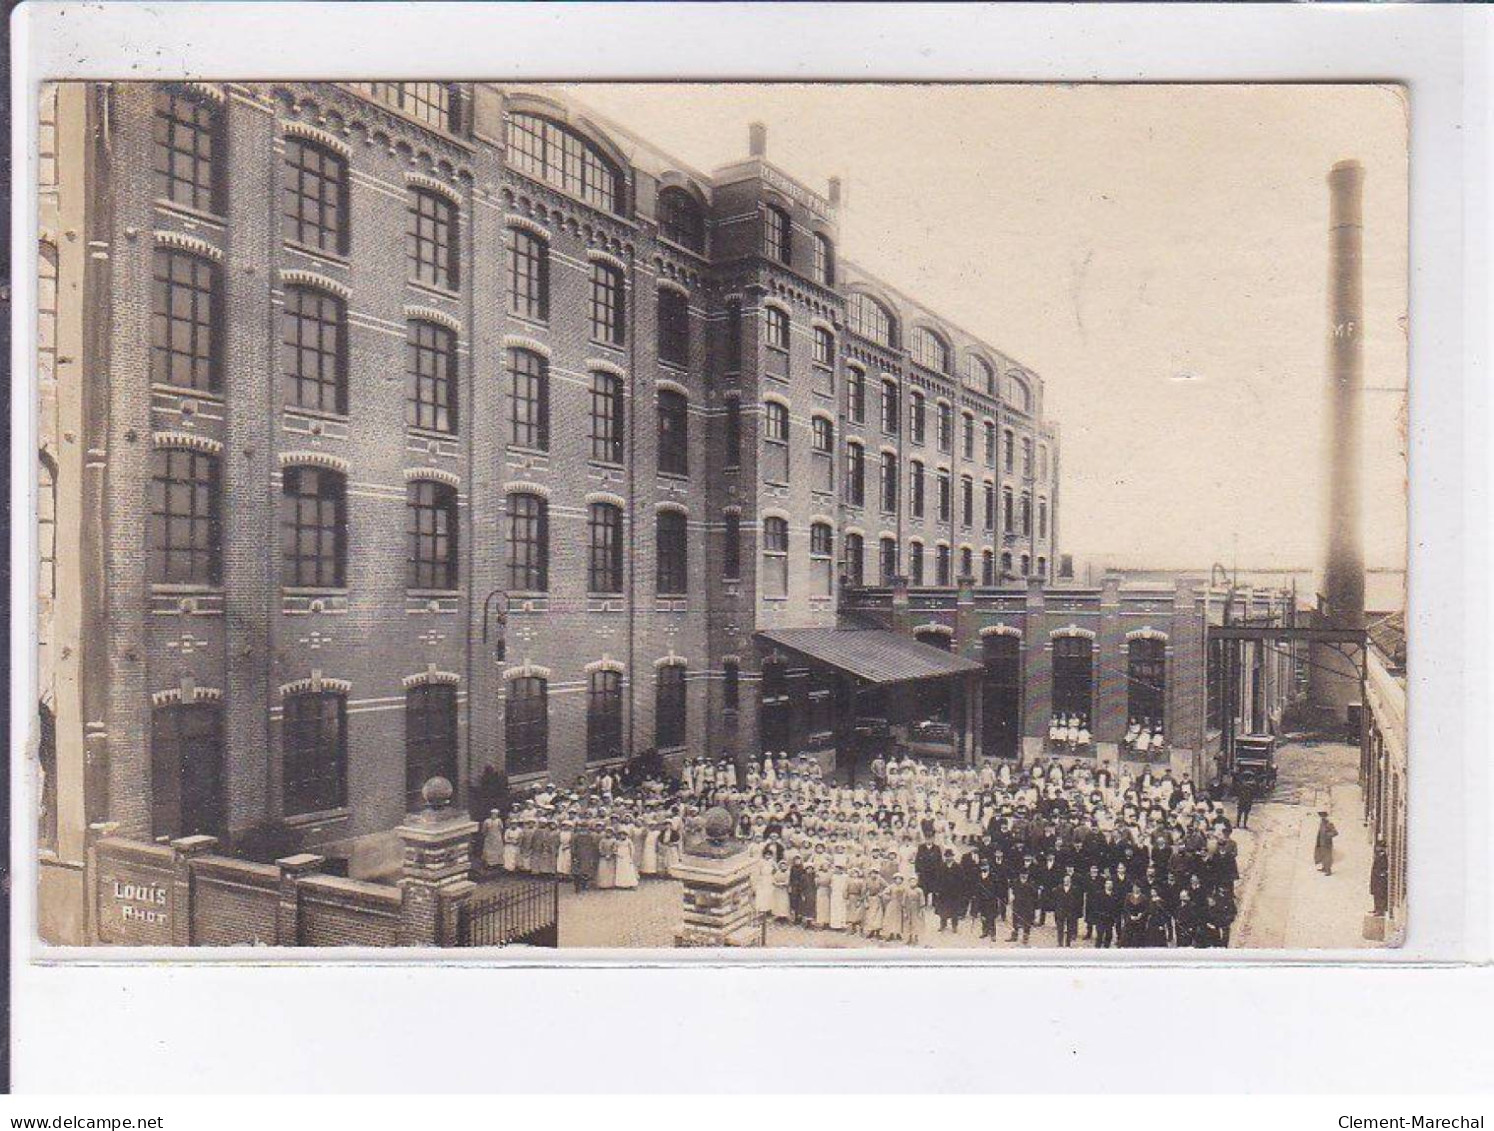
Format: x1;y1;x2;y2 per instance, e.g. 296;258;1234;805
658;187;704;252
405;683;457;806
506;492;548;592
725;302;743;374
1021;494;1032;536
1004;429;1015;472
960;546;973;580
844;532;864;587
657;390;689;476
154;88;223;214
1003;487;1014;533
658;288;690;367
961;475;974;527
847;366;866;424
763;401;790;484
506;114;622;214
407;480;458;590
151;701;225;840
283;137;348;254
151;447;222;585
1128;639;1167;727
1036;556;1047;578
984;421;997;467
38;456;56;600
810;521;834;595
508;348;550;451
909;391;926;445
406;320;457;433
588;503;623;594
765;306;790;351
962;412;975;460
509;228;549;321
1022;437;1033;477
848;293;895;348
813;326;835;368
723;660;740;712
879;536;899;584
913;327;950;373
725;398;742;466
282;690;347;815
968;354;995;396
281;286;346;413
723;511;742;579
590;261;625;344
762;516;789;597
812;417;834;494
936;544;952;586
1039;444;1050;480
1008;375;1033;413
908;541;924;586
937;402;953;453
281;466;345;588
656;665;687;749
1001;551;1013;576
656;509;688;594
910;460;925;518
1052;637;1094;721
984;482;996;530
590;371;624;464
846;441;866;507
881;380;899;435
812;232;835;285
982;549;995;586
151;249;221;392
937;469;951;523
764;205;791;265
880;451;899;512
506;676;548;775
1038;498;1049;538
409;188;458;290
587;670;624;762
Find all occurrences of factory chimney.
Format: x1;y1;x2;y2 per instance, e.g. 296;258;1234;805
749;121;767;158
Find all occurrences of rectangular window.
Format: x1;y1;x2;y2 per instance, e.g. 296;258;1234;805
587;671;624;763
909;543;924;586
508;349;550;451
723;512;742;579
151;249;221;392
985;422;997;467
723;660;740;712
725;399;742;467
763;518;789;598
936;544;951;587
656;509;688;595
845;534;864;587
406;321;457;433
938;403;952;453
506;493;549;592
151;702;225;840
881;452;898;512
154;89;223;214
846;443;865;507
509;228;549;322
281;466;345;589
506;677;548;775
962;476;974;527
765;306;790;351
656;666;687;749
282;691;347;816
407;480;458;590
881;382;899;435
937;470;951;523
810;523;834;596
880;537;899;585
588;504;623;594
910;461;925;519
984;483;996;530
408;188;458;290
590;262;625;344
658;288;690;367
848;369;866;424
150;448;222;585
1023;438;1033;477
590;371;624;463
282;137;348;255
281;287;346;414
355;82;457;131
963;414;975;460
1005;429;1015;472
909;393;926;445
725;302;743;374
405;684;457;807
658;390;689;476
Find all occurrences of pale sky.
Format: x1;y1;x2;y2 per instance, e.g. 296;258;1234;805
558;83;1409;571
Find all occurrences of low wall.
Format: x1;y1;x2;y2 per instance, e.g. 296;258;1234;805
190;855;280;946
298;875;402;947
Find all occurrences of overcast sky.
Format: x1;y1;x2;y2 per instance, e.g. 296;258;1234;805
558;83;1408;572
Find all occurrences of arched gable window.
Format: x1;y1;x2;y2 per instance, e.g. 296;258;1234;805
1006;373;1033;413
967;354;995;396
912;326;951;374
658;186;705;253
847;292;896;348
507;113;624;214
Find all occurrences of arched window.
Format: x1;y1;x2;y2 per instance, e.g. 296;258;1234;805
810;521;834;595
936;402;953;453
910;459;925;518
283;687;347;815
1020;554;1030;576
981;549;995;586
763;400;790;484
658;287;690;367
408;187;459;291
507;113;624;215
764;204;792;265
1020;493;1032;536
762;516;789;597
283;136;347;254
587;669;624;762
656;664;688;749
812;232;835;285
509;227;550;321
908;540;925;586
879;536;899;585
406;320;457;434
909;390;926;445
506;675;549;774
657;389;689;476
912;327;950;374
281;465;345;588
405;682;457;807
847;365;867;424
1052;636;1093;722
151;446;222;586
967;354;995;396
962;412;975;460
156;87;225;215
844;532;865;586
847;293;896;348
281;285;346;413
590;370;624;464
881;379;900;435
1037;556;1047;579
880;451;899;512
1002;487;1014;533
1128;638;1167;728
656;508;688;595
813;326;835;367
658;186;705;253
506;491;549;592
357;82;459;131
1007;373;1033;413
1001;551;1013;576
588;502;624;594
153;698;225;838
845;440;866;507
1038;498;1049;539
917;627;952;653
407;479;458;590
935;544;952;586
960;546;973;580
765;305;790;351
961;475;974;527
507;347;550;451
38;454;57;600
811;417;835;494
153;249;222;393
589;261;626;345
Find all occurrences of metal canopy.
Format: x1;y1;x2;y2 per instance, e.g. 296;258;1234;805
756;626;982;686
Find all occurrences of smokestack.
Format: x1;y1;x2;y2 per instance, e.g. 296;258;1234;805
828;176;843;208
1322;159;1366;631
748;121;767;158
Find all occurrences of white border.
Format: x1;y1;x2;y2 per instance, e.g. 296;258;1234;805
9;0;1491;1094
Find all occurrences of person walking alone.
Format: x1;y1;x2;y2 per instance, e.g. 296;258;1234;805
1314;810;1338;876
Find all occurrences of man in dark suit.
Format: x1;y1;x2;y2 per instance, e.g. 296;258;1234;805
1054;873;1086;947
915;835;944;907
571;823;600;893
1008;869;1039;945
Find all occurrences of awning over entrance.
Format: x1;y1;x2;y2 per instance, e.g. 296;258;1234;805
756;626;982;685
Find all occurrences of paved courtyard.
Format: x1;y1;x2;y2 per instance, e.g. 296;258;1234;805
550;741;1382;951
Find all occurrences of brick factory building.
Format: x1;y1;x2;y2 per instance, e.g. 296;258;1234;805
37;81;1297;936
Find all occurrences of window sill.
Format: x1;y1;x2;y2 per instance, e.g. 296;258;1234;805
507;444;551;458
407;588;460;599
589;337;626;352
284;404;350;424
408;278;461;302
508;591;549;602
152;381;225;403
153;197;227;227
151;583;223;595
587;592;625;601
588;459;625;472
284;586;350;597
285;239;350;267
657;470;690;482
407;425;459;442
283;807;350;829
508;312;550;332
659;357;689;373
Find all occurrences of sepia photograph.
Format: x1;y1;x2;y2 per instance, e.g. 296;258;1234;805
31;78;1408;954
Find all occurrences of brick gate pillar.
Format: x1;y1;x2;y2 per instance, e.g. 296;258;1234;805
168;834;218;946
275;853;325;945
396;777;478;947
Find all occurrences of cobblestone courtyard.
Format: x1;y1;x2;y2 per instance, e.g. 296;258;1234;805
550;742;1382;951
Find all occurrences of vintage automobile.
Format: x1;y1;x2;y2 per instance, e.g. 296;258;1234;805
1232;733;1279;794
